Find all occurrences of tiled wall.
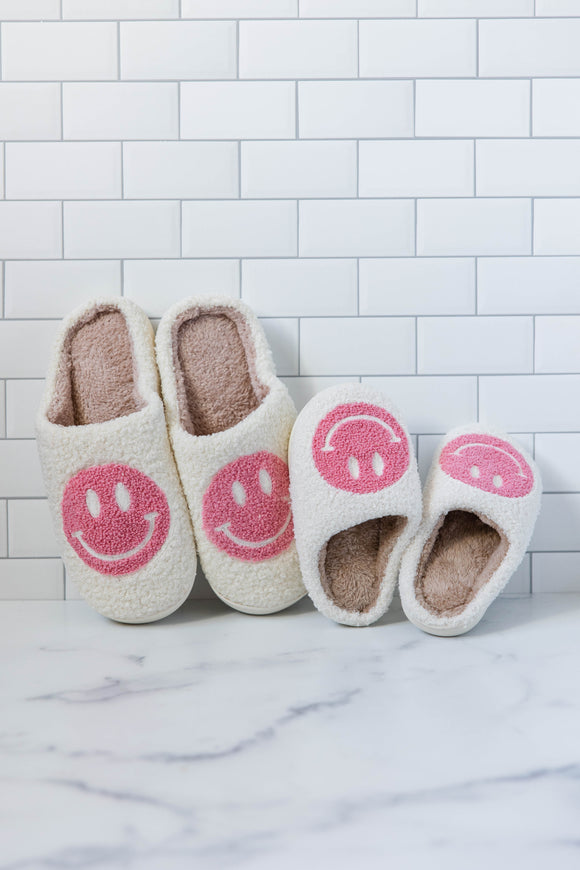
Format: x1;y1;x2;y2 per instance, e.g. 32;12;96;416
0;0;579;599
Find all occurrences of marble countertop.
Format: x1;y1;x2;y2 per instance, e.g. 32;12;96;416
1;593;580;870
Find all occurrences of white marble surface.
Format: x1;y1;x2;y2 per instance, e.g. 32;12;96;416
1;594;580;870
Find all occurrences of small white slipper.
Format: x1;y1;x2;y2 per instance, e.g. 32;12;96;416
288;383;422;627
155;295;305;615
399;425;542;637
36;297;197;623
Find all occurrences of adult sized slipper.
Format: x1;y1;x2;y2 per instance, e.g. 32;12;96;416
155;296;305;615
36;297;197;624
288;384;422;627
399;425;541;637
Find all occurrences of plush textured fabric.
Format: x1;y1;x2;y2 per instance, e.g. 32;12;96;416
399;425;542;637
289;383;422;627
36;297;197;624
156;295;305;615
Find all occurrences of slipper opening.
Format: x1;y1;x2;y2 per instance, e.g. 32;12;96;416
47;304;144;427
415;510;509;618
172;305;269;436
319;516;407;615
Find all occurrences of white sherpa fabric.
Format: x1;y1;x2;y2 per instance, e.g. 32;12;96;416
288;383;422;627
399;424;542;637
155;295;305;615
36;297;197;624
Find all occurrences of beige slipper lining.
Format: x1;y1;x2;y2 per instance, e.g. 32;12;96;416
415;510;509;618
47;304;143;427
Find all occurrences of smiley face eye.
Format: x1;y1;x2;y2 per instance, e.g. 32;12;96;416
493;475;503;488
85;488;100;518
470;465;480;479
115;482;131;512
372;452;384;477
232;481;246;507
348;456;360;480
259;468;272;496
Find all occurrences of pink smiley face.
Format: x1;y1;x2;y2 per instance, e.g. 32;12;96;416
440;434;534;498
202;451;294;562
312;402;410;494
62;464;170;575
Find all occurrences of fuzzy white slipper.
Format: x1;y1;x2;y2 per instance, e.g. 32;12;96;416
399;425;542;637
155;295;305;615
36;297;197;624
288;383;422;626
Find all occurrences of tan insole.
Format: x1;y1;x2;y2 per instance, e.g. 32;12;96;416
48;307;140;427
175;312;261;436
320;516;407;614
416;510;508;618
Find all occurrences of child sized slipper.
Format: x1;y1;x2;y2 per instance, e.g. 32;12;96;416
399;425;541;637
288;384;422;626
36;297;197;623
155;296;305;615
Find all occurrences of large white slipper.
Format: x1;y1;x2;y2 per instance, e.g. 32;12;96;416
36;297;197;624
288;383;422;627
399;425;542;637
155;295;305;615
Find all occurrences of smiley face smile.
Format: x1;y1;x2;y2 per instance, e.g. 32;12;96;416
72;511;158;562
215;507;292;550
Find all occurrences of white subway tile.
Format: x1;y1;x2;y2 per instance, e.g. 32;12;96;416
533;554;580;593
535;434;580;493
6;143;121;200
479;375;580;432
0;441;45;497
535;200;580;255
477;140;580;197
0;559;63;600
63;83;178;140
0;382;5;438
478;258;580;315
299;81;413;139
360;20;476;78
418;316;533;375
300;200;414;257
419;0;533;14
183;0;296;15
360;258;475;316
182;201;297;258
360;140;473;198
5;262;121;319
0;502;6;558
123;142;238;199
300;0;415;15
259;318;298;376
8;500;58;558
0;84;60;141
121;21;236;81
0;149;4;198
240;21;357;79
300;317;415;376
0;322;58;379
416;80;530;137
124;260;239;317
532;494;580;552
63;0;179;18
0;0;59;19
242;141;356;199
64;202;180;259
363;376;477;434
2;23;118;81
536;0;580;13
181;82;294;140
418;199;531;256
535;316;580;374
533;80;580;136
0;203;61;260
282;376;359;412
6;380;45;439
242;259;357;317
479;19;580;77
